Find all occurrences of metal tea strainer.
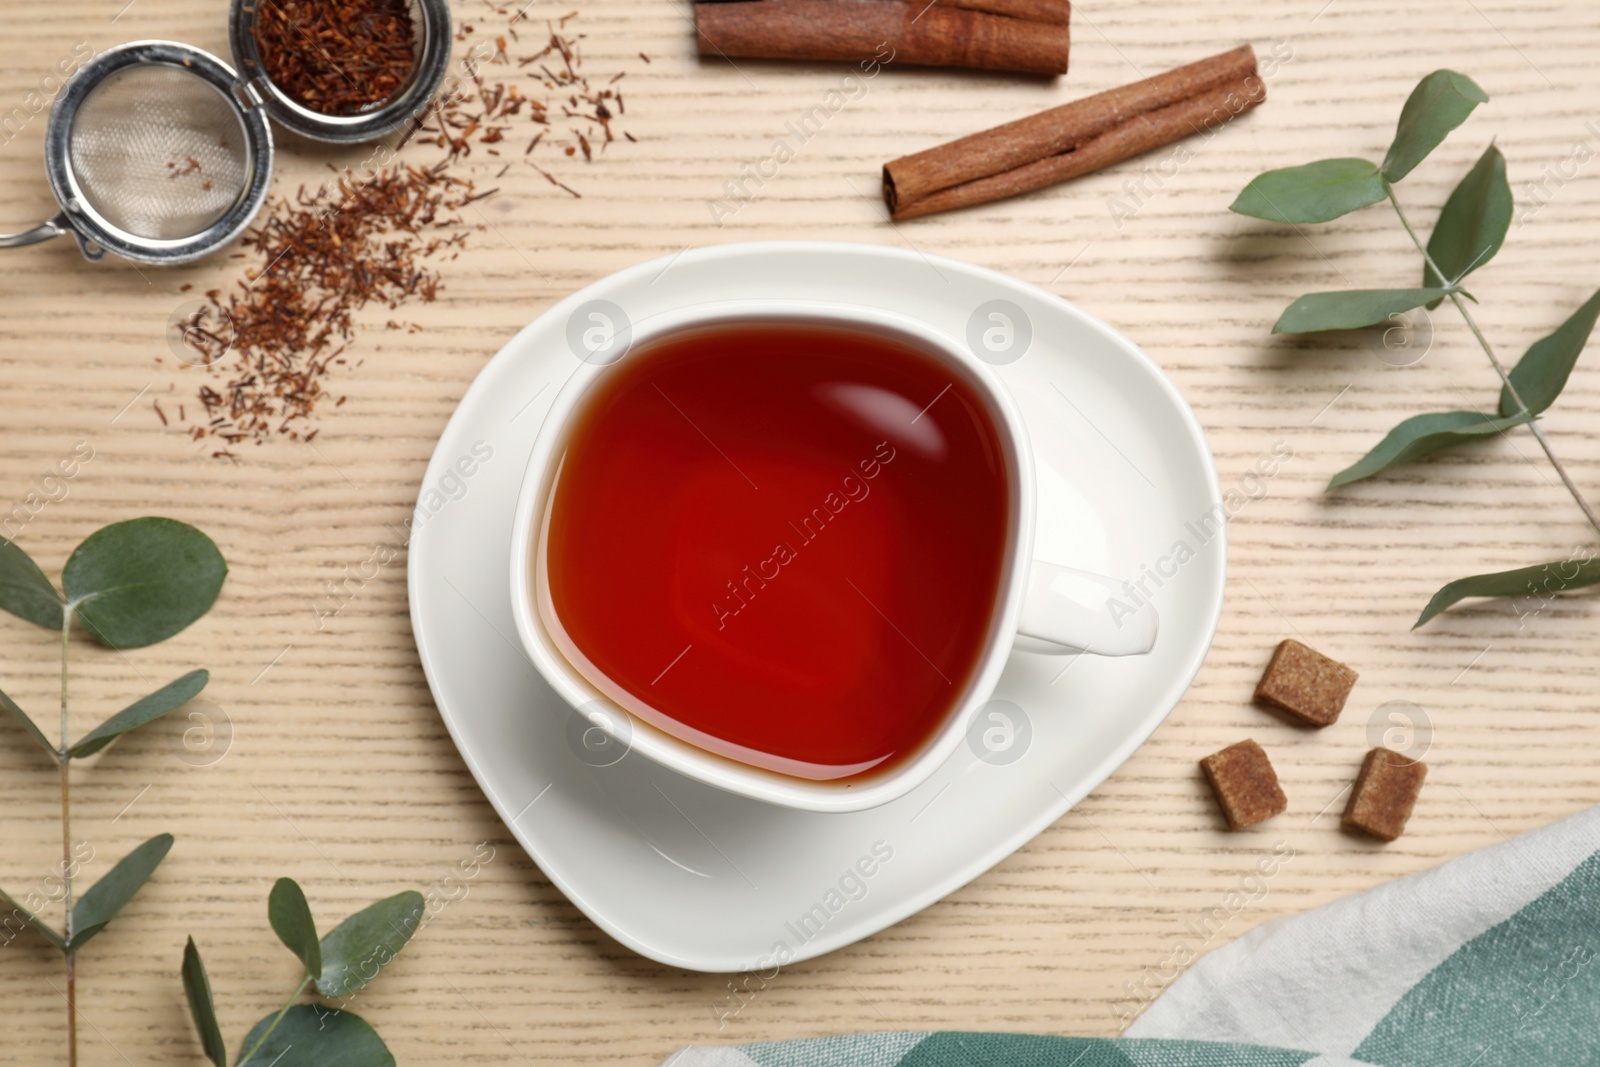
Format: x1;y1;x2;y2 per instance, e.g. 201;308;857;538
0;0;450;266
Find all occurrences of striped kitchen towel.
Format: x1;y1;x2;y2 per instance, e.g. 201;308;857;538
664;803;1599;1067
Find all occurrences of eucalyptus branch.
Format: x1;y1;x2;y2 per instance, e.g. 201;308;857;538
59;607;76;1067
1385;184;1600;538
1232;69;1600;625
3;522;423;1065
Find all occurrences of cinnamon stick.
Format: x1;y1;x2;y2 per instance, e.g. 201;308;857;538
694;0;1071;77
883;44;1264;220
889;0;1070;25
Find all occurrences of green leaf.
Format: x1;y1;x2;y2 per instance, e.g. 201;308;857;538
62;518;226;649
1274;288;1451;334
1416;556;1600;627
1;685;59;760
0;884;66;950
68;669;209;759
0;536;65;630
1424;144;1512;302
1230;158;1388;224
1499;289;1600;417
1382;70;1489;182
238;1005;394;1067
316;890;425;999
182;937;227;1067
1328;409;1533;488
269;878;322;977
70;833;174;950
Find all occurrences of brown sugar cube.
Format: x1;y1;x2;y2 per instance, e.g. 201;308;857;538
1254;639;1358;727
1342;747;1427;842
1200;740;1287;830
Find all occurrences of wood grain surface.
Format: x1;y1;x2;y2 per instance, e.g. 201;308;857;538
2;0;1599;1063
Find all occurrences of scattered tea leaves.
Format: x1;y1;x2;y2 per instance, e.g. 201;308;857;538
1329;410;1533;488
182;937;228;1067
1500;288;1600;417
180;10;634;454
0;536;65;631
316;890;426;999
68;669;209;759
1416;556;1600;627
62;518;226;649
268;878;322;978
1381;70;1488;182
1230;158;1387;224
1274;288;1451;334
189;166;474;451
70;833;175;950
1424;144;1512;299
238;1005;394;1067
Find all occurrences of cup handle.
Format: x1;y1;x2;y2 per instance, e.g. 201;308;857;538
1016;559;1157;657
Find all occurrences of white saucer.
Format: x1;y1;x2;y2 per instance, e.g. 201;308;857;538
407;242;1225;973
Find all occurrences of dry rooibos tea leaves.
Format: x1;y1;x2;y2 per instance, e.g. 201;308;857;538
253;0;417;116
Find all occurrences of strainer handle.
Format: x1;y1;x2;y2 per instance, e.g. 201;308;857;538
0;213;68;249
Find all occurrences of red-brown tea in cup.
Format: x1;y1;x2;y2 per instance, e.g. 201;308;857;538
540;320;1011;781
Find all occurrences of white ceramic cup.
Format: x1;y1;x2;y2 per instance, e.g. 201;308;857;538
509;300;1157;813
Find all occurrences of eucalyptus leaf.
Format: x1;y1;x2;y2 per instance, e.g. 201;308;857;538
1274;288;1451;334
1328;410;1533;488
0;884;66;950
1499;289;1600;417
1231;158;1388;224
238;1005;394;1067
182;937;228;1067
1416;556;1600;627
67;669;209;759
1424;144;1512;301
1381;70;1489;182
0;536;65;631
62;518;226;649
269;878;322;977
317;890;425;999
70;833;174;950
1;685;59;760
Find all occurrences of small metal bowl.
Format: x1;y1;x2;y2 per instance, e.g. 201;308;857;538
228;0;453;144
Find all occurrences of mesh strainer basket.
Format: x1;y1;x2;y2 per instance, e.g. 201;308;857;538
0;0;450;266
